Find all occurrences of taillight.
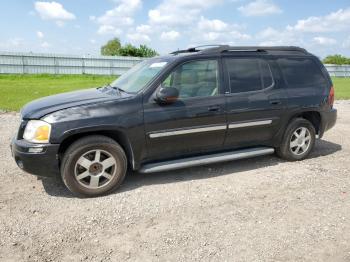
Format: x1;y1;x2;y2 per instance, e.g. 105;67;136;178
328;86;335;107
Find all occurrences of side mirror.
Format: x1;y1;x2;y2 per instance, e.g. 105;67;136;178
155;87;179;104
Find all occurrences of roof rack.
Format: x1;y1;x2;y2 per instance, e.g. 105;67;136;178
170;45;307;55
221;46;307;54
170;45;228;55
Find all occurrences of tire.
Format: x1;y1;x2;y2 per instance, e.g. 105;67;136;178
61;135;127;197
276;118;316;161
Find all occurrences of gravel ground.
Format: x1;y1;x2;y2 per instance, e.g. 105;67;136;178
0;101;349;262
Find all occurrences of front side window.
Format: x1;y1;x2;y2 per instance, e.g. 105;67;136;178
225;58;274;93
162;60;219;98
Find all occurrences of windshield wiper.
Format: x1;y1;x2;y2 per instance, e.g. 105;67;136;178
110;85;128;95
100;84;128;95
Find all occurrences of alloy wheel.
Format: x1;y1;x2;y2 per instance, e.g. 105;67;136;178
74;149;117;189
289;127;311;155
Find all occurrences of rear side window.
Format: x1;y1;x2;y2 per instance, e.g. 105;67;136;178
224;58;274;93
277;58;326;87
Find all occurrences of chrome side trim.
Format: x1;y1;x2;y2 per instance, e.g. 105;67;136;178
149;125;227;138
140;147;275;173
228;120;272;129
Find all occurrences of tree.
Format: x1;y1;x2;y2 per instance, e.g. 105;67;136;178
137;45;158;57
118;44;140;57
100;39;158;57
101;38;121;56
323;54;350;65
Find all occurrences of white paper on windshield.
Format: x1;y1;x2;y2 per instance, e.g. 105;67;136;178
150;62;167;68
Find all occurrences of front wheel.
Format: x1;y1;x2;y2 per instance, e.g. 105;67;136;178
276;118;316;161
61;135;127;197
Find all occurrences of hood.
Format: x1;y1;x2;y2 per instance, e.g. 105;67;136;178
21;87;132;119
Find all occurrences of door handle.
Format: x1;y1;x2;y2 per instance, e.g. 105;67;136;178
269;100;281;105
208;105;220;112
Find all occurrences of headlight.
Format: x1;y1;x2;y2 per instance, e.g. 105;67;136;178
23;120;51;143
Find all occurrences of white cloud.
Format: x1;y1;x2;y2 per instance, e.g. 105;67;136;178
0;38;24;49
97;25;122;35
160;31;180;41
124;24;154;44
256;27;299;46
127;33;151;43
257;27;279;39
313;36;337;46
94;0;141;35
135;24;152;35
191;17;250;44
41;41;50;48
199;30;250;42
36;31;44;39
288;8;350;33
148;0;222;26
198;17;228;32
55;21;65;27
238;0;282;17
255;8;350;54
34;1;75;25
343;37;350;49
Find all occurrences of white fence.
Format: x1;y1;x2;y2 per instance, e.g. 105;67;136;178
324;64;350;78
0;51;350;77
0;51;143;75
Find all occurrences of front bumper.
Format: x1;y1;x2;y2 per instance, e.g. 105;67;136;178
320;108;337;137
10;138;60;177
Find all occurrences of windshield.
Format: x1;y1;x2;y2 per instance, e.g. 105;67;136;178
110;58;169;93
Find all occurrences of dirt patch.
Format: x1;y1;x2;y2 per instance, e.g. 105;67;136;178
1;101;350;261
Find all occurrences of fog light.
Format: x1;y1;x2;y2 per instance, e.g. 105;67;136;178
28;147;44;153
16;160;24;169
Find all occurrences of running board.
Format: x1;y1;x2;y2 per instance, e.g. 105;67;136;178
139;147;275;173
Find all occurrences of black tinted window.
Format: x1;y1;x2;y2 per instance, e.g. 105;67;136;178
225;58;273;93
278;58;326;87
261;60;274;88
162;60;219;98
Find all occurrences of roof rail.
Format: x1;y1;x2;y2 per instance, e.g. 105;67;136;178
170;45;307;55
170;45;229;55
221;46;307;53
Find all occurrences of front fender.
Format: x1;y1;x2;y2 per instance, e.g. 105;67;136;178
42;95;146;169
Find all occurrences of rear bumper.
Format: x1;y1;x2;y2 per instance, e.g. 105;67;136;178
320;108;337;137
10;138;60;177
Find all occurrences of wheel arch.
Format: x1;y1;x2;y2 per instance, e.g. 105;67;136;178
58;129;135;169
288;110;321;135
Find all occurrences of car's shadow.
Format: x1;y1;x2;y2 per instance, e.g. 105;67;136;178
40;139;342;198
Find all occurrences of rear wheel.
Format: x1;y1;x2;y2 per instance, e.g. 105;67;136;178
61;135;127;197
276;118;316;161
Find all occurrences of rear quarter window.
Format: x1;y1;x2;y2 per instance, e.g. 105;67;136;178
277;58;326;87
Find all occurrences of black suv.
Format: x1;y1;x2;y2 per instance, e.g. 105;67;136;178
11;46;337;197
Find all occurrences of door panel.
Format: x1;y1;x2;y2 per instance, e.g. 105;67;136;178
144;96;226;161
223;57;288;148
143;59;227;162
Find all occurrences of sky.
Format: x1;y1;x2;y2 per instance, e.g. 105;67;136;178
0;0;350;58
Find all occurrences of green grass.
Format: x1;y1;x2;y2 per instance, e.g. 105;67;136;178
0;74;349;112
332;77;350;100
0;74;116;111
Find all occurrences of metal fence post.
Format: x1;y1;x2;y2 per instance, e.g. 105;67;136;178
82;57;85;74
53;56;59;74
110;59;113;76
21;55;25;74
